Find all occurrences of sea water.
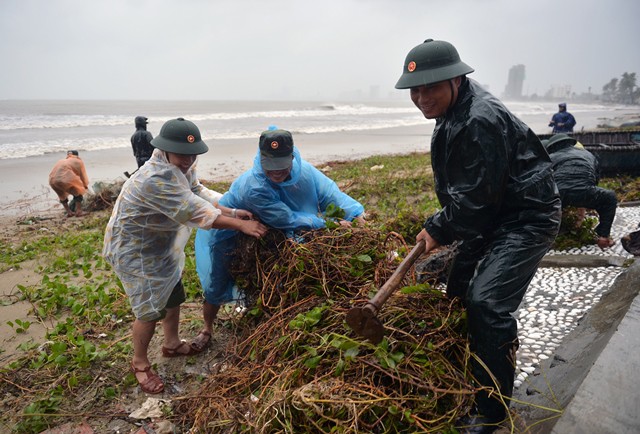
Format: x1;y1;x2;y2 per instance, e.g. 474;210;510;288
0;99;625;160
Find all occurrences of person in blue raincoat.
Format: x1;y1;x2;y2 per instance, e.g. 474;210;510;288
548;103;576;133
395;39;561;433
194;128;365;347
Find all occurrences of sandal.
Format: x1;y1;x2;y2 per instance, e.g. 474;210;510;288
130;362;164;394
162;340;201;358
190;330;212;353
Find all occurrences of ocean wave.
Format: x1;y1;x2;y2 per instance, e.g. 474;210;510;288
0;117;430;159
0;104;417;131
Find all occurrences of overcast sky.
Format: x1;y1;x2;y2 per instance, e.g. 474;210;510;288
1;0;638;101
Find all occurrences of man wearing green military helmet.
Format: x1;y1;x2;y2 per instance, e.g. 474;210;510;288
396;39;561;433
103;118;267;394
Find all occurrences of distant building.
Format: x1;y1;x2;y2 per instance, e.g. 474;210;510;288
545;85;573;100
503;64;526;100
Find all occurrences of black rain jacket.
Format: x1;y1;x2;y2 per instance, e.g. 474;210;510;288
131;121;154;163
549;145;599;195
424;78;560;245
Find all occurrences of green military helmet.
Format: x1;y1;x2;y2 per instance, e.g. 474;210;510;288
544;133;577;154
395;39;474;89
151;118;209;155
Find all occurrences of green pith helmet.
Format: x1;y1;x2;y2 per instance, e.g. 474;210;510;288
395;39;474;89
151;118;209;155
544;133;577;154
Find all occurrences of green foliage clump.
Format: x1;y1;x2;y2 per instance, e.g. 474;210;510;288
599;175;640;202
177;228;473;433
553;207;598;250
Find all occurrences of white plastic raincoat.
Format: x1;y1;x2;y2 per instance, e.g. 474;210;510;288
103;148;223;321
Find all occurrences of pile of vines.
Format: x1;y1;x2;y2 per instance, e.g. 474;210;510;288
175;227;478;433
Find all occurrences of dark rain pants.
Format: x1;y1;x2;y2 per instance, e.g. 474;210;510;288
560;187;617;238
446;223;559;420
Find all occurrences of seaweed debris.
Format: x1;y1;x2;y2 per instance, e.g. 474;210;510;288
175;227;476;433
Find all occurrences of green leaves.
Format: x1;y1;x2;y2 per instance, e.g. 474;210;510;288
399;283;432;294
6;318;31;334
348;254;373;277
375;346;405;370
289;305;328;331
324;203;346;220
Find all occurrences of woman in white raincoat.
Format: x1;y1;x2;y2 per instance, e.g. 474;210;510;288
103;118;267;394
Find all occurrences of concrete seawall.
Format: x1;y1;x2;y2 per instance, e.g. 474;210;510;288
513;258;640;433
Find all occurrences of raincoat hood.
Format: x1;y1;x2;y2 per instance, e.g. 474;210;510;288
134;116;148;130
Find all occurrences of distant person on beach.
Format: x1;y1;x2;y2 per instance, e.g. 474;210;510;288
548;102;576;133
131;116;155;168
48;150;89;217
395;38;561;433
193;128;366;347
543;133;617;249
103;118;267;395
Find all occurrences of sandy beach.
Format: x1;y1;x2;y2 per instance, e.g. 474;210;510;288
1;106;638;219
0;124;433;217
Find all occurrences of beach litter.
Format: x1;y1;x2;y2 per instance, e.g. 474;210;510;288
84;181;123;211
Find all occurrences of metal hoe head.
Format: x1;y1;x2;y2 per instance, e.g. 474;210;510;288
345;240;427;344
345;303;385;344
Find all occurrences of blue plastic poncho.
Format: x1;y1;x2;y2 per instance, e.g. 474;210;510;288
549;111;577;133
195;146;364;305
103;148;223;321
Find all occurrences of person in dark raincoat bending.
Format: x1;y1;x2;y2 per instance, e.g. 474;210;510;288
131;115;155;168
543;133;617;249
193;128;366;351
395;39;561;433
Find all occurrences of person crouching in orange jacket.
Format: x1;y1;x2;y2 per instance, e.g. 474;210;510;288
48;150;89;217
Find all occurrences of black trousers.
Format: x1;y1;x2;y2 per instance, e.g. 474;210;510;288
446;222;559;420
561;187;617;238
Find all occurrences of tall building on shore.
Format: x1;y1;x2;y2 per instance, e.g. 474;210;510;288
503;64;526;100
